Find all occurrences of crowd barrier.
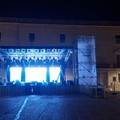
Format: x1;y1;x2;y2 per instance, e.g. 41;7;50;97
89;86;105;98
0;86;26;96
0;85;81;96
0;85;105;97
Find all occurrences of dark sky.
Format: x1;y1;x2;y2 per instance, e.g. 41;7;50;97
0;0;120;21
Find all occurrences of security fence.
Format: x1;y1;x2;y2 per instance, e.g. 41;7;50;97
0;85;105;97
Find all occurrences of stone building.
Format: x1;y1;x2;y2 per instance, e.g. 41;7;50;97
0;17;120;91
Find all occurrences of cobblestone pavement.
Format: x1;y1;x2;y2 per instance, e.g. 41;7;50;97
0;95;120;120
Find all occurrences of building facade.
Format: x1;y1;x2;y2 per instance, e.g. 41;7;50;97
0;17;120;91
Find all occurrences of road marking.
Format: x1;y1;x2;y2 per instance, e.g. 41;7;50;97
14;97;28;120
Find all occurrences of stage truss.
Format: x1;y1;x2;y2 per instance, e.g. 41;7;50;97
0;47;72;66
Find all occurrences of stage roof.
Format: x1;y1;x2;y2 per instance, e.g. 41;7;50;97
0;47;73;65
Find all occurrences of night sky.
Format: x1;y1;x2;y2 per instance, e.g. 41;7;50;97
0;0;120;21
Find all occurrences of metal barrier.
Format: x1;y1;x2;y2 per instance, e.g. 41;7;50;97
89;86;105;98
0;85;105;97
0;86;26;96
26;85;80;95
0;85;80;96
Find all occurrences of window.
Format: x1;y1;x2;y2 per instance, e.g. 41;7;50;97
118;73;120;82
60;34;65;43
0;32;1;41
115;35;120;44
29;33;35;42
116;55;120;67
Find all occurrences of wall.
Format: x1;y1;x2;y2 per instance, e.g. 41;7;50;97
0;21;120;89
0;23;120;63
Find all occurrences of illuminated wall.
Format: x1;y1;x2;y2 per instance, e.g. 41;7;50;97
77;35;97;85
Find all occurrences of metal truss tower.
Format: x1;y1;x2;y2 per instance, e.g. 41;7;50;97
75;35;97;86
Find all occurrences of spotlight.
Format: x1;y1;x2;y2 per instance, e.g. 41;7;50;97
33;56;37;60
21;49;26;53
58;49;61;52
55;56;58;60
43;60;46;64
9;49;14;53
40;56;43;60
43;56;46;60
41;49;45;52
34;49;39;53
52;49;56;52
18;56;20;60
13;57;16;62
36;57;39;61
29;57;32;61
27;49;31;53
47;49;51;52
31;56;34;60
16;49;20;52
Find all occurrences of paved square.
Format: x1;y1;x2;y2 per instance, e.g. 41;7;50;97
0;95;120;120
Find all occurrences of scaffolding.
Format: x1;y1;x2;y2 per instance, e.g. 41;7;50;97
73;35;97;86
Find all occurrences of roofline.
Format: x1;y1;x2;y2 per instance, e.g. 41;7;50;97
0;46;73;49
0;17;120;26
